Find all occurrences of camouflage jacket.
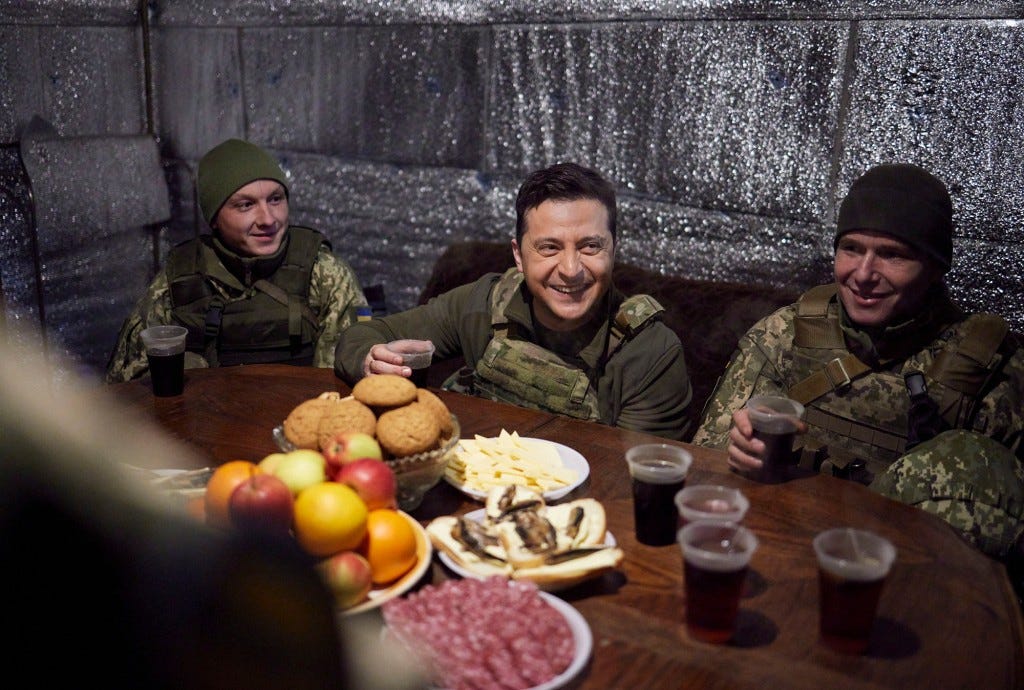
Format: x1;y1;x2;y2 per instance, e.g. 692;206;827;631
693;285;1024;474
334;268;693;440
106;230;367;383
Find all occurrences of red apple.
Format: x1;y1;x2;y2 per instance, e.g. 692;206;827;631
334;458;397;511
318;551;373;609
322;431;383;474
228;473;295;535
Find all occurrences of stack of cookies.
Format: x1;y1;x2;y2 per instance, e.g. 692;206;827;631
282;374;454;459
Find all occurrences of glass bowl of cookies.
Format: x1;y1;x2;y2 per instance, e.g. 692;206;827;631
273;376;460;512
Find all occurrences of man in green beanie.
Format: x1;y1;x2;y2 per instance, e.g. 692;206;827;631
106;138;368;381
693;163;1024;566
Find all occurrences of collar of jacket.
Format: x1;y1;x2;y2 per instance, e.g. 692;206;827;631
210;229;291;287
503;279;623;370
838;283;963;362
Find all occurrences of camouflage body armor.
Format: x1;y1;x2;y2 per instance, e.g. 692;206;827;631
789;284;1011;484
446;269;663;423
166;227;325;367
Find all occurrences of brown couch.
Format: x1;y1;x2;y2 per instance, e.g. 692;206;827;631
417;240;799;440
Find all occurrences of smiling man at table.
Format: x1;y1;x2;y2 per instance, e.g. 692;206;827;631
334;162;693;440
693;163;1024;568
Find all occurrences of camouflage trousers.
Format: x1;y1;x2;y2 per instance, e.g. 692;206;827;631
870;429;1024;558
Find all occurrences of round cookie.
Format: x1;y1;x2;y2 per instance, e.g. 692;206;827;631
317;397;377;451
416;388;453;437
352;373;418;408
376;402;441;458
283;397;333;450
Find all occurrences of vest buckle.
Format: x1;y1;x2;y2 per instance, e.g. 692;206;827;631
204;303;224;339
824;357;852;392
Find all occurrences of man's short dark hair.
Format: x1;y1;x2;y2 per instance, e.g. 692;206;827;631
514;162;617;244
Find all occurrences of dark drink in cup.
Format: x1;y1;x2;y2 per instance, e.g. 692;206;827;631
684;551;749;643
626;444;692;546
147;350;185;397
140;325;188;398
745;395;805;484
632;469;686;545
752;426;797;483
679;521;758;643
818;567;887;653
409;364;430;388
813;528;896;654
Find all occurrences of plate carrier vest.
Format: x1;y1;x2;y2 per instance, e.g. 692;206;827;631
788;284;1010;480
165;227;325;367
451;268;664;423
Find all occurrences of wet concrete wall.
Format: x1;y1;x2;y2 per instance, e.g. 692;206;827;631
1;1;1022;382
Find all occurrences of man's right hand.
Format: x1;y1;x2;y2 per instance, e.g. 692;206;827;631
726;407;767;473
362;343;410;378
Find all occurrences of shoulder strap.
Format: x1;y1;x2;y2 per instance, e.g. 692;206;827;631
489;268;524;336
927;313;1010;397
607;294;664;357
794;284;846;348
788;353;873;406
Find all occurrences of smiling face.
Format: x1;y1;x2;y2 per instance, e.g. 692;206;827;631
834;230;943;328
512;198;615;332
212;179;289;257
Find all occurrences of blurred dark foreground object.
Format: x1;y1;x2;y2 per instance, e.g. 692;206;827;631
0;327;424;689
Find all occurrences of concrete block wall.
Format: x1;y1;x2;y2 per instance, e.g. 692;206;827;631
1;0;1022;381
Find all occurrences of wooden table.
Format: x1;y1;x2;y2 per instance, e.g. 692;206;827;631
110;364;1024;689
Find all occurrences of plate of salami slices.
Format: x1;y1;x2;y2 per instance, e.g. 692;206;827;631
382;576;592;690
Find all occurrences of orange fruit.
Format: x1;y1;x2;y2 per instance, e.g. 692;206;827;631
293;482;368;557
360;509;418;585
204;460;260;529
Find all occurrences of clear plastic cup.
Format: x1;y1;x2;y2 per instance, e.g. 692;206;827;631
140;325;188;396
679;520;758;643
625;443;692;546
385;339;435;386
813;528;896;654
745;395;805;483
675;485;750;527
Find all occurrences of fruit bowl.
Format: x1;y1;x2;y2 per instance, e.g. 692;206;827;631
272;414;460;512
386;414;460;512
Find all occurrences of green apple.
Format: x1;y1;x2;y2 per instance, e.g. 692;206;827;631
257;451;288;475
323;431;384;475
274;449;327;496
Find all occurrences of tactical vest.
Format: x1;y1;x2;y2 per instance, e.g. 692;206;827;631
453;269;664;423
788;284;1010;481
165;227;325;367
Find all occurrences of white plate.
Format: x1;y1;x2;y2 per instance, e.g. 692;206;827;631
532;592;593;690
437;508;618;592
384;585;592;690
443;438;590;502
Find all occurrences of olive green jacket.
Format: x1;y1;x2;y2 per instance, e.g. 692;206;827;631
106;232;367;383
334;271;693;440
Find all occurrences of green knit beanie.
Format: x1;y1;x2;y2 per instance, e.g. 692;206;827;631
197;139;289;227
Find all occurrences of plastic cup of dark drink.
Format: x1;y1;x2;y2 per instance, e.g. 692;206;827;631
386;339;435;387
625;443;692;546
140;325;187;397
678;520;758;643
675;485;749;528
745;395;805;483
813;528;896;654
